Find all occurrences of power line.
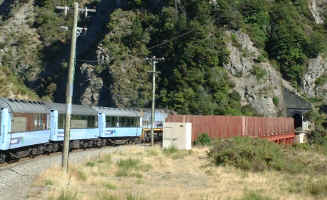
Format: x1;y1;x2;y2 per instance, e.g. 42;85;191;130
73;30;195;64
148;30;194;50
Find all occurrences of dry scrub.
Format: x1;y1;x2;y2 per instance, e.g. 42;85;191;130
28;145;327;200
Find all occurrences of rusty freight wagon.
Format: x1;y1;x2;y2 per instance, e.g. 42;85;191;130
166;115;295;144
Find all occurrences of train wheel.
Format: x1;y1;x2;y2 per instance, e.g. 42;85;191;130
52;143;59;152
0;152;6;163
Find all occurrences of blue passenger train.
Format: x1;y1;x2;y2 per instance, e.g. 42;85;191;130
0;98;169;163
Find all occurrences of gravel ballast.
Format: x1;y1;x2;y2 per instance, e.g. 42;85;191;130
0;146;133;200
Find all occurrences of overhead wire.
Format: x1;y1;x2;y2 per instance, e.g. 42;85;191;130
76;30;196;63
148;30;194;50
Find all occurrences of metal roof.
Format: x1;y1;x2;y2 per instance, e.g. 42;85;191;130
47;103;97;115
283;88;312;110
93;107;141;117
0;98;48;113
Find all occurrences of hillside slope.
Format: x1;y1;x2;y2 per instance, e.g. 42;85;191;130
0;0;326;117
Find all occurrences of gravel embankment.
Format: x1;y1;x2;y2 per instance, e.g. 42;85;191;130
0;145;134;200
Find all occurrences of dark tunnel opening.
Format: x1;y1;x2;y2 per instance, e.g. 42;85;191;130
293;113;302;129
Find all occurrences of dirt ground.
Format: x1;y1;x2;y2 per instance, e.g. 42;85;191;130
27;145;324;200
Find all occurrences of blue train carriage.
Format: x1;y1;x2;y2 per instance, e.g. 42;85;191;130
47;103;103;149
94;107;142;144
140;109;169;142
0;98;51;162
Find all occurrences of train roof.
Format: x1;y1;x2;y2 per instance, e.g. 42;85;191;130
0;98;48;114
47;103;97;115
0;97;174;116
93;107;141;117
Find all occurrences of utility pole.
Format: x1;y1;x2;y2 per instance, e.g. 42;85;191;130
56;3;96;173
146;56;164;146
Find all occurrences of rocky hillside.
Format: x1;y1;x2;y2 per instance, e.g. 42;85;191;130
0;0;327;118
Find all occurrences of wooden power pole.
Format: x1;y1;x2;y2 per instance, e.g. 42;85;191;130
62;2;78;173
56;3;96;172
146;56;164;146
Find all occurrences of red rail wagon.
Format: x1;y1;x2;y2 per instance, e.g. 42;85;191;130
166;115;295;144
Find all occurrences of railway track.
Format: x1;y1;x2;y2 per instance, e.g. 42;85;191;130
0;144;148;200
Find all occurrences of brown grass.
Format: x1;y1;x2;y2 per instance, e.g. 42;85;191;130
28;146;327;200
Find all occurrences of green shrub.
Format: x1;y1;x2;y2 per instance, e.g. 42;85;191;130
163;146;178;155
251;65;267;81
194;133;211;146
76;170;87;181
115;158;151;177
86;161;95;167
231;33;242;48
117;158;141;171
44;179;53;186
208;137;306;173
315;74;327;86
272;96;279;106
163;146;192;159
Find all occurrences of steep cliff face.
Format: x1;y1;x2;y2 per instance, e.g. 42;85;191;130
0;0;41;99
303;55;327;101
224;31;285;116
79;64;103;105
309;0;327;24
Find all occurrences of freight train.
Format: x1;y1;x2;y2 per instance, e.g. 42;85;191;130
0;98;169;163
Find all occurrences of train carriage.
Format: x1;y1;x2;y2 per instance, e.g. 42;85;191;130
47;103;100;148
94;107;142;141
0;98;50;161
141;109;169;142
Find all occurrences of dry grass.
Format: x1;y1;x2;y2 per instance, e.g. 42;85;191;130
28;145;327;200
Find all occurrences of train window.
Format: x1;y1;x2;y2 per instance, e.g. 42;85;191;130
10;113;48;133
105;116;139;128
58;114;65;129
11;116;27;133
58;114;97;129
106;116;119;127
119;117;139;127
33;113;46;130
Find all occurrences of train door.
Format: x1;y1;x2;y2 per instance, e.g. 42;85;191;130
0;108;9;150
98;113;105;137
49;110;58;140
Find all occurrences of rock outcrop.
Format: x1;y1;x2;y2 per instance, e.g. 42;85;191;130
79;64;104;105
309;0;325;24
224;31;286;116
303;55;327;101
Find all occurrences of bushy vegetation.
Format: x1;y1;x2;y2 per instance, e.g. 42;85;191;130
163;146;192;159
207;136;327;174
96;0;327;113
1;0;327;115
272;96;279;106
250;64;267;81
194;133;211;146
208;137;288;172
115;158;152;177
214;0;327;87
